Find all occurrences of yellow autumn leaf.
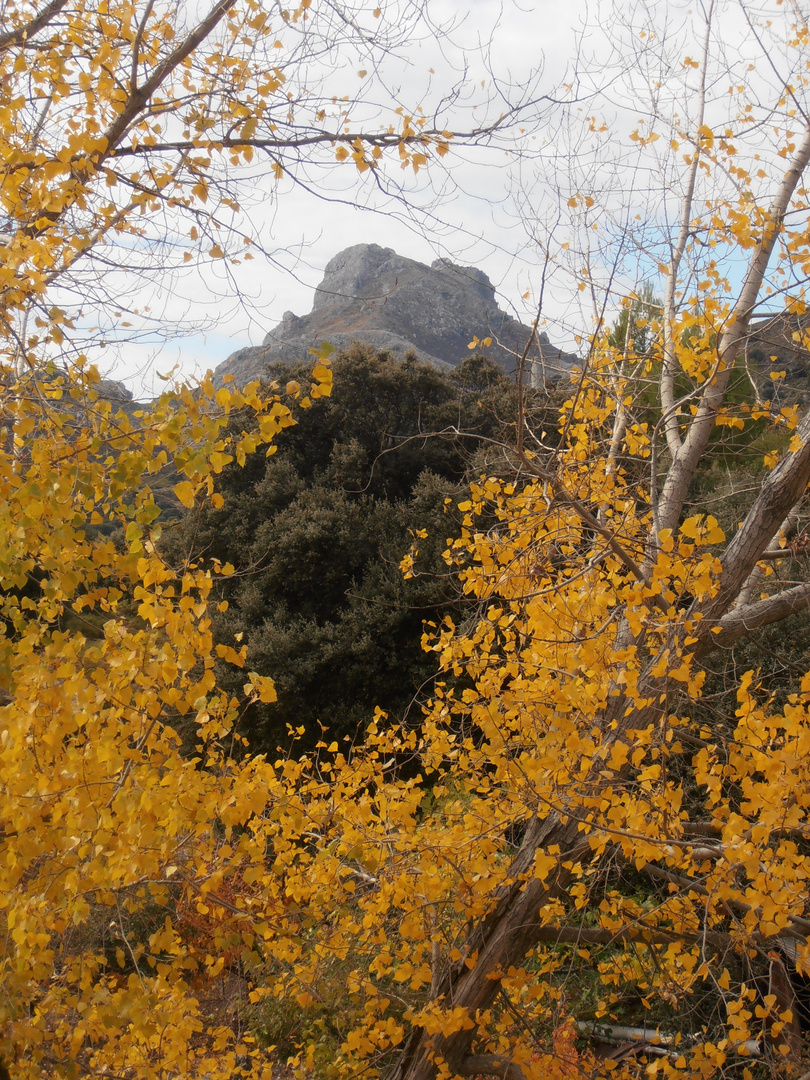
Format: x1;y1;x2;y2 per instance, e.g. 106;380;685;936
174;480;195;507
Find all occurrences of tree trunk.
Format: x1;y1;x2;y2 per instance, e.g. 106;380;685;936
389;397;810;1080
389;814;587;1080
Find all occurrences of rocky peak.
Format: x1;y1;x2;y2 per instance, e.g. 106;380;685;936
214;244;578;387
310;245;498;315
430;257;496;303
312;244;404;311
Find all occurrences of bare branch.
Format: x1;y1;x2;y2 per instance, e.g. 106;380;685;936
130;0;157;96
658;125;810;533
697;580;810;655
660;1;714;461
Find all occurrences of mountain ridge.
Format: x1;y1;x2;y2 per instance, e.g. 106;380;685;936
214;244;579;386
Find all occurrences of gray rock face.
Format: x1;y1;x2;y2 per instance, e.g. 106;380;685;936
97;376;134;403
214;244;578;386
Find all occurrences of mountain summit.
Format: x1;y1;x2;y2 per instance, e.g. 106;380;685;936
214;244;578;385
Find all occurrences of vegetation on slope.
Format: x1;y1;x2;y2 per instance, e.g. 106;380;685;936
161;346;563;750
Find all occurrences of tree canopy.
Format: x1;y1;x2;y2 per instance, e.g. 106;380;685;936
7;2;810;1080
0;0;543;1076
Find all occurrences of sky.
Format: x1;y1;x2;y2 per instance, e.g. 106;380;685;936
88;0;594;398
79;0;803;399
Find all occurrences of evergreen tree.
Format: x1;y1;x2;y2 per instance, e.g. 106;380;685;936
161;346;561;749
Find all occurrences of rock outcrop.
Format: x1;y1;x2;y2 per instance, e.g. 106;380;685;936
214;244;578;386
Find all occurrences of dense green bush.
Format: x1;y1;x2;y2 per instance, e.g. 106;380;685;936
161;346;561;751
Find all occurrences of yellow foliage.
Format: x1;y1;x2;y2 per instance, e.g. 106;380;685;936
6;2;810;1079
0;0;444;1069
0;368;306;1078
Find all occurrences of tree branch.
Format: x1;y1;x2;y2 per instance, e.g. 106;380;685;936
15;0;239;238
660;3;713;461
130;0;157;96
95;0;238;172
696;580;810;655
521;457;654;593
533;924;742;950
0;0;70;53
657;123;810;534
696;404;810;627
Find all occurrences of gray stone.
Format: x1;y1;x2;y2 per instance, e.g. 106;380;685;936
96;376;134;403
214;244;578;387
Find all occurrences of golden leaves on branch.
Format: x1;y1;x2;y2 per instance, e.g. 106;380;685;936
0;361;323;1078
